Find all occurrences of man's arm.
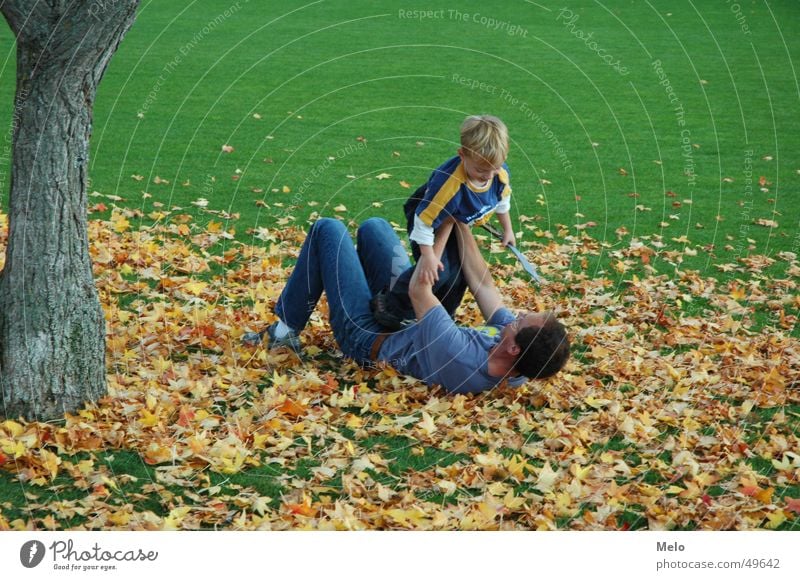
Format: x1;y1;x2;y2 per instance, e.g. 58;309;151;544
409;219;454;319
495;210;516;247
454;222;505;321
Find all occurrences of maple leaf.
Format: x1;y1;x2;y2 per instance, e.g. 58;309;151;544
284;498;316;517
143;442;172;465
110;212;130;233
417;411;437;436
276;399;306;419
399;180;411;189
162;507;192;530
182;281;208;296
206;436;250;474
535;462;561;493
176;406;195;428
754;218;778;228
765;511;786;529
107;509;132;527
375;173;391;180
251;496;270;516
385;508;429;527
221;144;234;153
437;480;457;495
785;498;800;515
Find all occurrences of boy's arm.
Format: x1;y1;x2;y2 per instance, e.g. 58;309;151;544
431;218;454;259
409;214;436;246
455;222;505;321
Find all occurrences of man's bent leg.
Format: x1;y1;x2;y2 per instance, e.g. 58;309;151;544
357;218;411;296
275;218;381;360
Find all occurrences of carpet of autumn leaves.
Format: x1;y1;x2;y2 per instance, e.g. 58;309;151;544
0;206;799;531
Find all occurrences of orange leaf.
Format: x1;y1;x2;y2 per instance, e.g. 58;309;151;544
320;374;339;394
399;180;411;189
0;452;7;466
285;503;317;517
755;487;774;504
277;399;306;418
176;406;195;428
785;498;800;515
740;485;760;497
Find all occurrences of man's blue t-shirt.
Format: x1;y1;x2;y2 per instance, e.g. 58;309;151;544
377;305;526;394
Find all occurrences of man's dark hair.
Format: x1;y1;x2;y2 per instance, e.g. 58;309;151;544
513;316;570;379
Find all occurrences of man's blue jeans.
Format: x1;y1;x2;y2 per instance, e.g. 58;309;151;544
274;218;412;363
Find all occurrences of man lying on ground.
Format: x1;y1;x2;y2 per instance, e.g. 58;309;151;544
244;217;569;394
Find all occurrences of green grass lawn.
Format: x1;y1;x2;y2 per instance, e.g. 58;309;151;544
2;0;798;273
1;0;799;530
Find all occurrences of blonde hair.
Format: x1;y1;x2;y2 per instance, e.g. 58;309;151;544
460;115;509;166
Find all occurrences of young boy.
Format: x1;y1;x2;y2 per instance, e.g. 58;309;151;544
372;114;516;330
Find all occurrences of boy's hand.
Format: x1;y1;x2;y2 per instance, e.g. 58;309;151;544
417;253;444;285
501;229;516;247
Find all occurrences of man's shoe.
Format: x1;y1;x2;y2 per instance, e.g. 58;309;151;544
241;329;265;346
370;290;415;331
242;322;303;355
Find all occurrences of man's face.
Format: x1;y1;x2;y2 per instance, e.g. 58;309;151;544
502;312;553;343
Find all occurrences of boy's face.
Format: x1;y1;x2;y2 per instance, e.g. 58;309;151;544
459;148;504;185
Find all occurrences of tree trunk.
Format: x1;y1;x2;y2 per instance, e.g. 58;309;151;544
0;1;139;421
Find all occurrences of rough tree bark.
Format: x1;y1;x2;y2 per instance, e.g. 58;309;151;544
0;1;139;420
